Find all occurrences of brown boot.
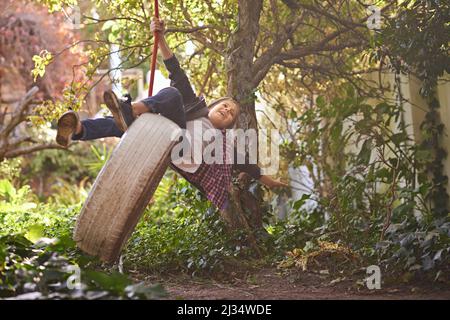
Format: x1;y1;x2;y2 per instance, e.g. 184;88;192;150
103;90;134;132
56;110;80;147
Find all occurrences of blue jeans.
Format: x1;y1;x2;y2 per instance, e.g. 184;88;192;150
73;87;186;141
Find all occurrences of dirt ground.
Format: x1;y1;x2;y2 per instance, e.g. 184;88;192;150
136;268;450;300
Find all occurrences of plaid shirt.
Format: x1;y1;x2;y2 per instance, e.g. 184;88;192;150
171;130;232;211
164;55;261;209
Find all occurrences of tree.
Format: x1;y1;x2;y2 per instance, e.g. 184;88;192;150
35;0;393;124
0;0;86;160
33;0;396;232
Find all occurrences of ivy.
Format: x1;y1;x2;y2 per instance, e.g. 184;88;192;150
376;0;450;218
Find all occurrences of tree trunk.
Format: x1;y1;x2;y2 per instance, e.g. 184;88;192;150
226;0;263;131
220;1;264;249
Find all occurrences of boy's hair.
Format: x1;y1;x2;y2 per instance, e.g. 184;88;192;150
207;97;240;129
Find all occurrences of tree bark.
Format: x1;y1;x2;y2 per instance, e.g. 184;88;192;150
225;0;263;131
220;1;264;248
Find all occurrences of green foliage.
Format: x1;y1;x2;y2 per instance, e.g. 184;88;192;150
280;84;449;275
31;90;84;127
0;234;166;299
416;97;449;217
0;179;38;215
125;174;247;275
266;205;325;261
0;179;79;239
372;0;450;218
0;159;22;182
84;144;113;176
375;0;450;97
378;216;450;275
37;0;78;13
31;50;53;81
20;141;110;199
0;179;165;299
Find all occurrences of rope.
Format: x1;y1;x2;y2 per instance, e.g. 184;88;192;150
148;0;159;97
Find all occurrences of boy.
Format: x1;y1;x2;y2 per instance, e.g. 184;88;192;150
56;18;286;212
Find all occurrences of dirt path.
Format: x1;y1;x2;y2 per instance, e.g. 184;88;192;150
149;268;450;300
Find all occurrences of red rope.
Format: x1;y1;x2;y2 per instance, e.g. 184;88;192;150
148;0;159;97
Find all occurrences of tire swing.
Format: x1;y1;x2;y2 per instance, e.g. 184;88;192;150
73;0;178;262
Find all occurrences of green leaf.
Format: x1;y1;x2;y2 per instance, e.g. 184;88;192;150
315;96;326;108
330;122;343;142
357;139;372;165
25;224;45;243
108;32;118;43
0;179;15;199
392;202;414;217
293;194;311;210
433;249;443;261
375;168;391;181
83;270;131;293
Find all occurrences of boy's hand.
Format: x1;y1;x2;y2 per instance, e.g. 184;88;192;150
132;103;148;117
150;18;166;36
259;175;289;189
150;17;173;60
269;179;289;189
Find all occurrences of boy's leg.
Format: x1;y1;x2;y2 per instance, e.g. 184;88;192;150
72;116;124;141
139;87;186;129
104;91;135;132
56;110;82;147
56;111;123;147
103;87;186;132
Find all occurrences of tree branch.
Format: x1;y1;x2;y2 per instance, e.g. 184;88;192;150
252;12;306;85
166;25;221;34
6;136;35;149
251;1;395;88
253;39;363;87
1;86;39;137
4;143;66;158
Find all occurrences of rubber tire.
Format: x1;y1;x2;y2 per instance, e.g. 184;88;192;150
73;113;182;262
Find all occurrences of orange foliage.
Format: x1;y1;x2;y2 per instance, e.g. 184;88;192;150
0;0;87;102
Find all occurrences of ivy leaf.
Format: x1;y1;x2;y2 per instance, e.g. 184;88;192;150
292;194;311;210
357;139;372;165
422;255;434;271
392;202;414;217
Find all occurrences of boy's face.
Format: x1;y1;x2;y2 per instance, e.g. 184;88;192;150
208;100;239;129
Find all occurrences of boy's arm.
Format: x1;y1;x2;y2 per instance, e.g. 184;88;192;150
163;55;198;106
259;175;289;189
233;151;288;189
152;18;199;106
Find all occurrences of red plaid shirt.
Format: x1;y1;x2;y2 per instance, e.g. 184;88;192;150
171;130;232;210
